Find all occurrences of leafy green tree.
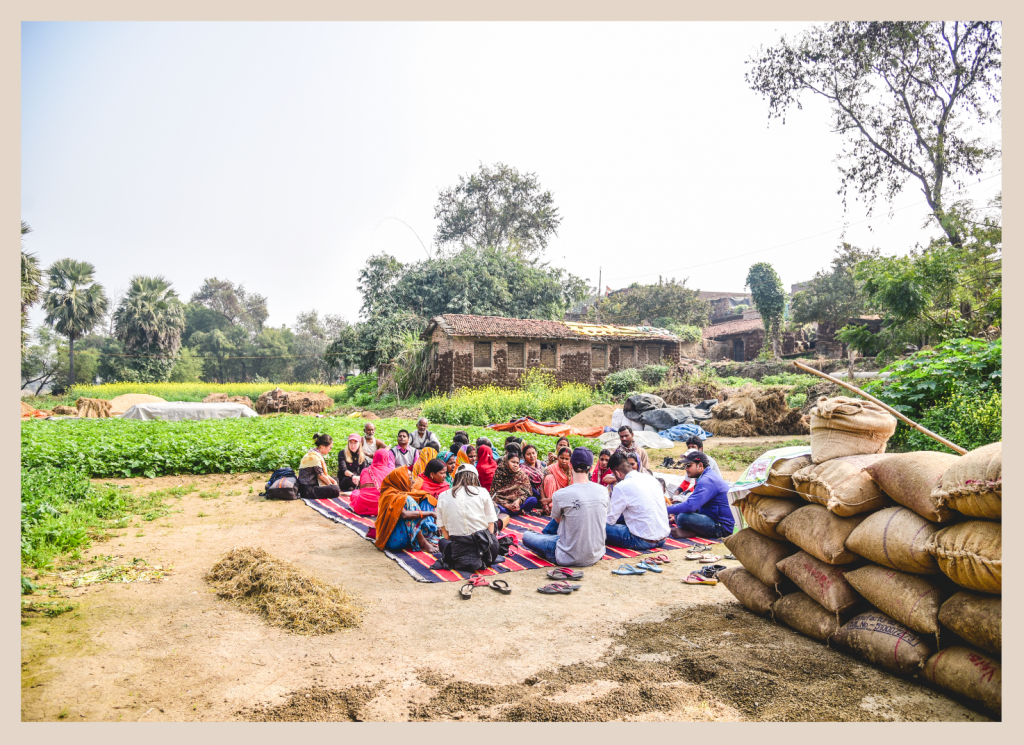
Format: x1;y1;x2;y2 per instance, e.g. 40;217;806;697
111;275;187;382
747;22;1001;246
168;347;205;382
42;259;108;388
585;278;710;329
185;278;277;382
189;278;268;335
291;311;350;383
355;248;588;371
21;222;43;353
853;198;1000;356
21;328;63;393
791;244;880;328
433;162;562;259
746;262;786;358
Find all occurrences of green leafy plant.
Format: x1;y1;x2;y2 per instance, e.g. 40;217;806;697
639;365;670;386
602;368;644;396
746;262;786;358
421;380;600;427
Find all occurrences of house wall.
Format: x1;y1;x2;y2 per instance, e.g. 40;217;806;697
427;329;681;392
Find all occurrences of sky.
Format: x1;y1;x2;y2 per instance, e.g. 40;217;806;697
21;21;1003;333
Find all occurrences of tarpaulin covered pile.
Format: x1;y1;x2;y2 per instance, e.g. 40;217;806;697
486;417;605;439
121;402;259;421
623;393;717;431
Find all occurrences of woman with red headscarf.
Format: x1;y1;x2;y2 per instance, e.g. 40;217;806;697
475;445;498;491
349;449;395;516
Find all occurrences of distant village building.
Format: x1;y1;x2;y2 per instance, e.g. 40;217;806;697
422;314;693;392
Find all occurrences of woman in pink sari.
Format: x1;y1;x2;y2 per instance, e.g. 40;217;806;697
349;449;396;516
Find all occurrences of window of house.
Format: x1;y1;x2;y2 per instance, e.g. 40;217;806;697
619;345;634;367
507;342;525;368
473;341;492;368
540;343;557;368
591;344;607;370
648;345;663;364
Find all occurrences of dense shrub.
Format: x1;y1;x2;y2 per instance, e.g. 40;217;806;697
900;388;1001;453
421;382;599;427
603;368;644;396
640;364;670;386
864;338;1001;451
337;373;379;406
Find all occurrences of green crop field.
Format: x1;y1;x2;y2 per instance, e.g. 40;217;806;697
21;416;603;479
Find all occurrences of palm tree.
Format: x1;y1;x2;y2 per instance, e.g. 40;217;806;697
113;275;187;357
21;222;42;352
43;259;108;387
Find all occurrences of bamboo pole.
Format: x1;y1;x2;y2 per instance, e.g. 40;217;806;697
793;360;967;455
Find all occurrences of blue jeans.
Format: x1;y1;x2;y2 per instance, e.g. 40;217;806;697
672;512;727;539
522;530;559;561
605;522;666;551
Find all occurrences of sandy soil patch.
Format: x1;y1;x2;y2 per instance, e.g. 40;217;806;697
21;470;988;722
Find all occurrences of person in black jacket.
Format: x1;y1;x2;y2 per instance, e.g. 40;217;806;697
337;434;369;492
433;464;508;571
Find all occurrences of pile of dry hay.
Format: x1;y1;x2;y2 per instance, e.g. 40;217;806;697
801;381;842;414
205;547;362;634
255;390;333;415
202;393;254;408
704;385;809;437
75;397;113;418
650;361;722;405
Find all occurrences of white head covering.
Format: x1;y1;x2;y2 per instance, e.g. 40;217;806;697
456;463;479;476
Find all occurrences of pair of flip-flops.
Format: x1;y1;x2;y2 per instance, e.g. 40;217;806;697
547;567;583;580
685;551;722;563
611;563;648;575
537;581;581;594
459;575;511;599
679;573;720;585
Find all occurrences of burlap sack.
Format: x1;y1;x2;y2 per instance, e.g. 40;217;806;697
933;442;1001;520
722;529;799;588
750;454;814;498
776;504;867;565
833;611;935;677
844;565;946;635
924;647;1001;715
926;520;1001;594
740;495;803;541
719;567;778;617
791;454;893;516
773;592;845;643
844;506;941;574
864;452;960;523
810;396;898;464
776;551;861;614
938;592;1001;656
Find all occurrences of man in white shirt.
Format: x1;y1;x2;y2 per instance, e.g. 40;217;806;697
361;422;387;456
605;452;670;551
521;448;609;567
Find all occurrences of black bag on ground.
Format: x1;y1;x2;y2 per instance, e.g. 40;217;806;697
263;467;300;500
437;530;500;572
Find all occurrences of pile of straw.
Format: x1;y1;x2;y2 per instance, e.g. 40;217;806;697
205;547;362;635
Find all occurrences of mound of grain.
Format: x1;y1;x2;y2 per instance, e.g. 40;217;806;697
52;405;78;416
255;390;334;415
109;393;166;415
566;404;616;428
205;547;362;634
20;401;34;416
76;397;113;418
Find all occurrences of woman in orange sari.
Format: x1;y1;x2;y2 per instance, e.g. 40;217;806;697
540;446;572;515
411;458;450;510
374;468;439;552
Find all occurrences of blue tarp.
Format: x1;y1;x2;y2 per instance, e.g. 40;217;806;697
657;422;712;442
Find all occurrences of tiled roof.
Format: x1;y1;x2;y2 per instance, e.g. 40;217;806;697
703;318;764;339
427;314;680;342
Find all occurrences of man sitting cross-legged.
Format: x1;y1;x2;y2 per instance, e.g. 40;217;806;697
521;447;609;567
604;452;670;551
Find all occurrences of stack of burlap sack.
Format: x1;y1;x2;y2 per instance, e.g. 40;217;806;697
718;395;1002;716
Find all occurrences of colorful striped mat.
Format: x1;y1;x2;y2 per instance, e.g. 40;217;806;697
303;495;716;583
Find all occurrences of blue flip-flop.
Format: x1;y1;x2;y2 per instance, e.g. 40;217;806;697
612;563;647;575
636;559;663;573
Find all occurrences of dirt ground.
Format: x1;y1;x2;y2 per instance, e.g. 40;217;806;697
21;466;990;722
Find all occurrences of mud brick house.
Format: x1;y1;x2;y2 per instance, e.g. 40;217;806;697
422;314;686;392
703;316;766;362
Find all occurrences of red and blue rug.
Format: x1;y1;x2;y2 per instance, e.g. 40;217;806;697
303;495;716;583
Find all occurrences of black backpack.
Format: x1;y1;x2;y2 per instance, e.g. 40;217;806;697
263;467;299;500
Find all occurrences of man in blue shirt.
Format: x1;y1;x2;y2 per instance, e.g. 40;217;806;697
666;451;734;539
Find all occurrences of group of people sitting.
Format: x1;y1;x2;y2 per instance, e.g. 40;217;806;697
296;418;734;571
